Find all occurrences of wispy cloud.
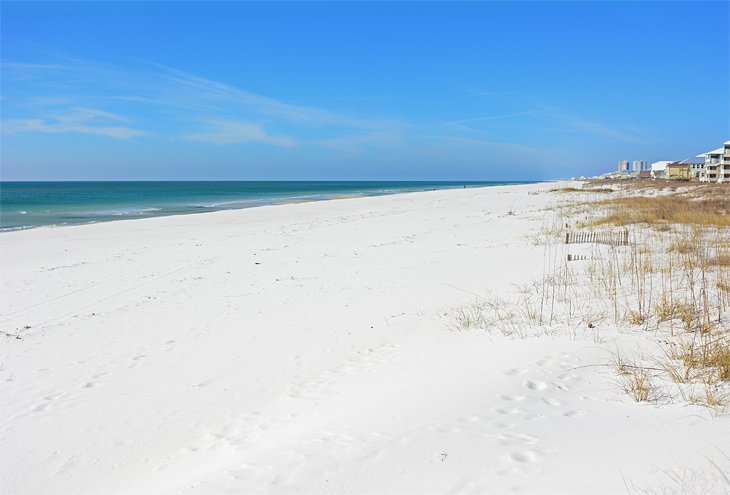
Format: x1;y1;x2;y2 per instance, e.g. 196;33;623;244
1;56;560;156
146;62;408;132
442;111;538;126
184;119;296;147
2;56;410;149
314;131;403;153
1;107;148;139
423;135;552;156
465;89;648;144
557;115;646;143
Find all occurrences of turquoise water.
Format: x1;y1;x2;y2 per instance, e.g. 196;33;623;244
0;181;532;231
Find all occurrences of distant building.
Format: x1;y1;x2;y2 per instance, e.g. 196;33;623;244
632;160;648;172
683;162;705;180
650;161;673;179
697;141;730;183
666;162;691;181
618;160;630;172
697;148;722;182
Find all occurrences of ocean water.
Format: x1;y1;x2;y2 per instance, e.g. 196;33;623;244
0;181;531;231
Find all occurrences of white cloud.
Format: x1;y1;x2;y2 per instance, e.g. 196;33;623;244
465;89;647;144
558;115;646;144
1;108;147;140
184;119;296;147
2;57;410;147
442;111;539;126
147;62;409;132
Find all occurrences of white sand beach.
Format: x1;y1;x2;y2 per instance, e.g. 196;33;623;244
1;182;728;495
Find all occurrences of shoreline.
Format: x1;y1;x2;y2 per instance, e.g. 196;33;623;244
2;180;727;494
0;182;536;239
0;180;539;233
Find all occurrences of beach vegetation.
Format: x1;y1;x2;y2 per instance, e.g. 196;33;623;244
452;180;730;408
550;187;614;194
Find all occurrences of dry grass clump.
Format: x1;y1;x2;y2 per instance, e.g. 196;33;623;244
449;288;568;338
593;195;730;228
705;336;730;381
693;381;727;408
586;178;680;192
623;369;653;402
719;281;730;295
668;238;695;254
654;295;695;324
664;333;730;382
613;352;655;402
712;251;730;267
585;178;729;194
551;187;614;194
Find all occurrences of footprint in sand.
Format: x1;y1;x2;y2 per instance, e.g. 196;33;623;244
534;356;554;367
524;380;547;391
497;432;539;446
509;450;542;463
563;410;587;418
541;397;561;406
494;407;523;416
504;368;528;377
490;422;515;430
31;403;50;413
523;413;546;421
499;394;526;401
83;372;109;389
30;393;63;413
127;354;146;368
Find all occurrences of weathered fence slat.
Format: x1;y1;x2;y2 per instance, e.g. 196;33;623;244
564;229;628;246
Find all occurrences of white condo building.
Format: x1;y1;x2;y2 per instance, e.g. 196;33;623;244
697;140;730;182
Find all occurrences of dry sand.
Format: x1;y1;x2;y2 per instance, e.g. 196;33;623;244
1;181;728;494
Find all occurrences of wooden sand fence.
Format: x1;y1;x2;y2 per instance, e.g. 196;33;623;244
565;229;629;247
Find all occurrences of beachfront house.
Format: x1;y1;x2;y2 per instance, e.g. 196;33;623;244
685;162;706;180
698;141;730;182
650;161;672;179
666;162;691;181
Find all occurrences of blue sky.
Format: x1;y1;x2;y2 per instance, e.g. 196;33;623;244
1;1;728;181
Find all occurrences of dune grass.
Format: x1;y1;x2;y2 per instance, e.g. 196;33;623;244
590;184;730;405
592;195;730;228
550;186;614;194
452;180;730;407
